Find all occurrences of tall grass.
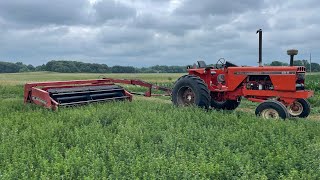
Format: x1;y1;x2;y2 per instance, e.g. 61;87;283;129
0;72;320;179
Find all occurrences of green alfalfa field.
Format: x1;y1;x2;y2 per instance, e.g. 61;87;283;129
0;72;320;179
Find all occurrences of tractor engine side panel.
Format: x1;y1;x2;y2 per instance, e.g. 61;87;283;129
269;74;296;91
225;73;247;91
227;67;298;92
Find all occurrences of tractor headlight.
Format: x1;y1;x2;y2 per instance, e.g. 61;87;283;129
217;74;225;82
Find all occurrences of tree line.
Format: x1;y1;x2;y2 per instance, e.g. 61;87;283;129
267;60;320;72
0;60;188;73
0;60;319;73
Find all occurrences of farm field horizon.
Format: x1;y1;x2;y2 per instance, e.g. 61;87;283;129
1;72;320;178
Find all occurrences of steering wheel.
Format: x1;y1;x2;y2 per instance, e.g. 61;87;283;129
216;58;226;69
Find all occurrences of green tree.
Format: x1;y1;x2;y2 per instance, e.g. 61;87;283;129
270;61;288;66
311;63;320;72
0;61;20;73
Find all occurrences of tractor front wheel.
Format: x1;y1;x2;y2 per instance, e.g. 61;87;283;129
172;75;210;109
255;100;289;120
287;99;311;118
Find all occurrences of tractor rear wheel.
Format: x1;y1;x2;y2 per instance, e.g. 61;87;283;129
287;99;310;118
211;99;241;110
255;100;289;120
172;75;210;109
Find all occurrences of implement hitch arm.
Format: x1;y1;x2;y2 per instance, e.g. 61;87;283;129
102;78;172;97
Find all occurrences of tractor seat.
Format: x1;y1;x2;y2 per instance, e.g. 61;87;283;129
197;61;214;70
197;61;207;68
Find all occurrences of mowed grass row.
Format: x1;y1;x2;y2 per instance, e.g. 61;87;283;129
0;72;320;179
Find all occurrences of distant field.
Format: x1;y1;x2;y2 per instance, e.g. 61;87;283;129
0;72;320;179
0;71;184;85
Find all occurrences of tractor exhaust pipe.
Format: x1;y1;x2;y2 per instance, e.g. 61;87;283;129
287;49;298;66
256;29;262;67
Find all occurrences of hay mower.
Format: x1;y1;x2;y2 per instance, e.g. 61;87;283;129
24;78;172;110
24;29;314;119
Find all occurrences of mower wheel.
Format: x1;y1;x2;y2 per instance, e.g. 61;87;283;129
287;99;311;118
211;99;241;110
172;75;210;109
255;100;289;120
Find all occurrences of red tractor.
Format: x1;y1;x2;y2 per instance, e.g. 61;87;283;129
172;30;314;119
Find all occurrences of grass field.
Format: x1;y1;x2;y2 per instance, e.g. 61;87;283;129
0;72;320;179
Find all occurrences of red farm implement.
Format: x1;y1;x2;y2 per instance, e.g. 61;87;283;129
24;78;171;110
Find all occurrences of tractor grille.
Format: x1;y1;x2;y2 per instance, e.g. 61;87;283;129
297;66;306;72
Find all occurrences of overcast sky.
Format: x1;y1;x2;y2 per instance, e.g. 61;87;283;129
0;0;319;66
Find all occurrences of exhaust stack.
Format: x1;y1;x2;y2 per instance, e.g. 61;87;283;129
256;29;263;66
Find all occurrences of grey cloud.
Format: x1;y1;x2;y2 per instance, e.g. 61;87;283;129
98;26;153;44
1;0;320;66
174;0;263;16
0;0;90;26
132;14;201;35
0;26;96;63
0;0;137;27
93;0;136;23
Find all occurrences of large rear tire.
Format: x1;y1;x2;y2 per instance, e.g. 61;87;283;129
287;99;311;118
172;75;210;109
255;100;289;120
